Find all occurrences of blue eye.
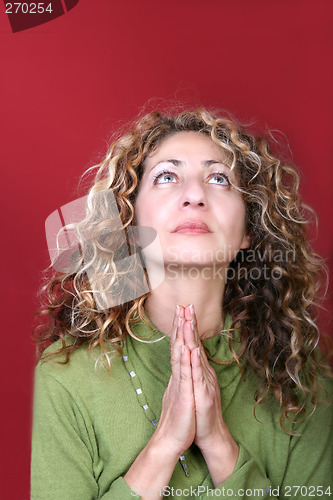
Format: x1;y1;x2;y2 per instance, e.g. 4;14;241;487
208;173;230;186
153;170;177;184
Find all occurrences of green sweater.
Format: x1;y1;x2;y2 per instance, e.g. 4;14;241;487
31;314;333;499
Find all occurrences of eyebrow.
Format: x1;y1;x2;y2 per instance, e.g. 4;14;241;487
150;158;231;172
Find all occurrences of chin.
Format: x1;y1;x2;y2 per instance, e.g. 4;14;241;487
164;245;220;267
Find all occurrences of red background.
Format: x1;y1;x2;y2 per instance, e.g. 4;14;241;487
1;1;332;498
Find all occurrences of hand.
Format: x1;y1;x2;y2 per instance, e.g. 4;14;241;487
152;306;196;457
182;305;226;448
183;305;239;485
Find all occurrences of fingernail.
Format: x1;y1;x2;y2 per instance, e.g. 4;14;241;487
181;345;185;354
190;319;195;331
190;304;194;315
176;305;180;314
197;347;200;356
178;317;182;327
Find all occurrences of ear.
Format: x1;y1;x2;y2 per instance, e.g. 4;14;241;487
240;234;251;250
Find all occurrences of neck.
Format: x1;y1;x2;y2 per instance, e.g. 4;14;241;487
145;264;227;340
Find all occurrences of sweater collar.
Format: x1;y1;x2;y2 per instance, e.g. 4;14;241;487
127;312;243;389
130;312;239;355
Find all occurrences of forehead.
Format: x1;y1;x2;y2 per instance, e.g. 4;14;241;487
144;131;230;164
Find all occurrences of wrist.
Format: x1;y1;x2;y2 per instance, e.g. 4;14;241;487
201;437;238;463
198;424;236;456
124;433;180;495
199;435;239;487
148;432;183;466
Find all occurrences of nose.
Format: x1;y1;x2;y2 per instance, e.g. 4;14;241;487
178;179;207;209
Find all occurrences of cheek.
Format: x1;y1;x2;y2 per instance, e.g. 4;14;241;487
134;193;160;227
134;190;148;224
219;198;247;238
237;202;247;231
221;196;245;221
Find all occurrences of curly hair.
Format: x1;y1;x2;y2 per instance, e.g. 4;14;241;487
33;106;332;431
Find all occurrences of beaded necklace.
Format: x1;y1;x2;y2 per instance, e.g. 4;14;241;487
122;342;190;477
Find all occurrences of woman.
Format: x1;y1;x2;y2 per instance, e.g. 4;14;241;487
31;108;332;499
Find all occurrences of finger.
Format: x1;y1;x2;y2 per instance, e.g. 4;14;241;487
183;319;198;352
179;344;193;397
170;317;185;380
175;316;185;346
191;347;207;390
198;343;213;373
176;306;185;347
184;304;193;321
170;315;178;351
170;305;185;352
198;343;219;389
178;304;185;318
185;304;199;346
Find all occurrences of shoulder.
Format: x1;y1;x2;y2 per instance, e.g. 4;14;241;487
34;336;128;398
239;347;333;429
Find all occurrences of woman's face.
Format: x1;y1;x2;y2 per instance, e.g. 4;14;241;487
135;131;250;268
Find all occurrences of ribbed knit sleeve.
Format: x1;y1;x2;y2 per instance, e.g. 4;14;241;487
31;362;138;500
198;385;333;500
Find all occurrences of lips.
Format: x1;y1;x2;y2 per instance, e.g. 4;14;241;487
172;220;212;234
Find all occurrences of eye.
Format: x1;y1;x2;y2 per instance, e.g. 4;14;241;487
153;170;177;184
208;172;230;186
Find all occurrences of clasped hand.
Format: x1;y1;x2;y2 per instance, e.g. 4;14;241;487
155;304;238;474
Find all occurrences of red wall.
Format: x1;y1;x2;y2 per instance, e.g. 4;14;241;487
1;1;332;498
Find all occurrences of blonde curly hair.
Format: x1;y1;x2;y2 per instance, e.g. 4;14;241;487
33;106;332;431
